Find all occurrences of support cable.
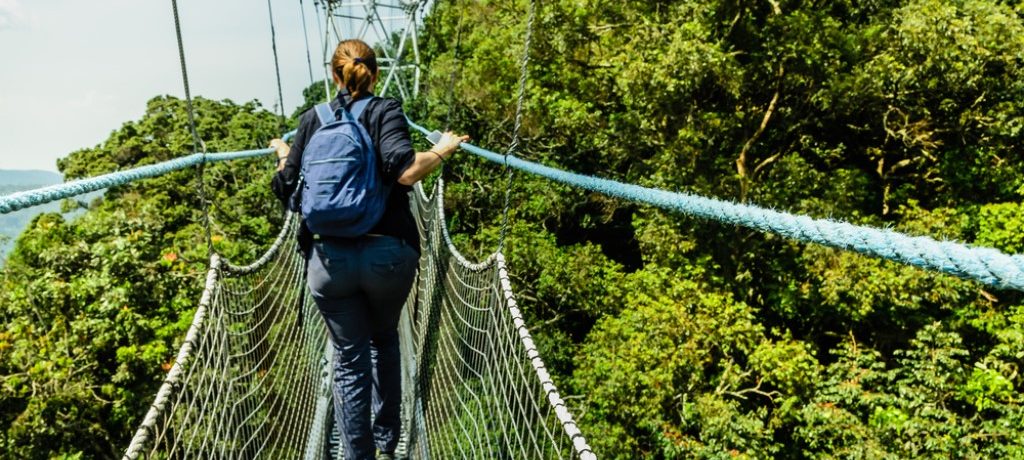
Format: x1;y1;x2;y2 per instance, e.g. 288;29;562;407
266;0;288;128
313;0;333;101
299;0;316;87
443;2;466;132
431;0;468;185
497;0;537;252
170;0;214;259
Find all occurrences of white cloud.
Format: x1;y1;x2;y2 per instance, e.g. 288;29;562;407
0;0;26;30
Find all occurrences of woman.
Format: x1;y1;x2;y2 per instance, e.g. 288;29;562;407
270;39;468;460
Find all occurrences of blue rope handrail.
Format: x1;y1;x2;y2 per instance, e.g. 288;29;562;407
0;131;296;215
407;119;1024;292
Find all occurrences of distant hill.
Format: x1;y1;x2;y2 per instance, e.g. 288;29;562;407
0;170;65;263
0;169;62;188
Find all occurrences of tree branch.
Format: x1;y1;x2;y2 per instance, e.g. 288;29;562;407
752;152;783;178
724;377;780;401
736;65;784;198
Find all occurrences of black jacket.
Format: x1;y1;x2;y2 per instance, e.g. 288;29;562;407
272;90;419;255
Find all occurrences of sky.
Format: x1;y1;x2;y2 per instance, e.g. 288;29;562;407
0;0;343;173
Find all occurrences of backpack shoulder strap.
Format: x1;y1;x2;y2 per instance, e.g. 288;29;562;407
313;103;336;126
347;96;376;121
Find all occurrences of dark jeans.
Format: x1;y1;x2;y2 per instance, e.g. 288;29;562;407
307;234;419;460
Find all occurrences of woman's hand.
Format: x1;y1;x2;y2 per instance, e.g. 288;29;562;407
398;131;471;186
270;139;290;171
432;131;470;160
270;139;290;159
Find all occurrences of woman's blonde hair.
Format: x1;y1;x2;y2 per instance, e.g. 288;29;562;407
332;39;378;100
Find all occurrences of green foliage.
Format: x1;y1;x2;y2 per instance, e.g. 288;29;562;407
413;0;1024;457
0;96;282;458
3;0;1024;457
976;202;1024;253
573;270;777;458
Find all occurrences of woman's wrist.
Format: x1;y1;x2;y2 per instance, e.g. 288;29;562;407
429;149;445;162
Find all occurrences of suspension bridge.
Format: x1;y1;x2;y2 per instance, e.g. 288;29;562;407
2;0;1024;459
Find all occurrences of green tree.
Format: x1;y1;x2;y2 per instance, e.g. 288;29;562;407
412;0;1024;457
0;96;282;458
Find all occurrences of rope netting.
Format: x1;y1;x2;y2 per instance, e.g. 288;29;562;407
123;215;334;459
122;184;594;459
400;179;594;459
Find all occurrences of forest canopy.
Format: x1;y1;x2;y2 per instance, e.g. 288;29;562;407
410;0;1024;457
1;0;1023;458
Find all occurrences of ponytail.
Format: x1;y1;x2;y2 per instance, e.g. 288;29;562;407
332;40;378;100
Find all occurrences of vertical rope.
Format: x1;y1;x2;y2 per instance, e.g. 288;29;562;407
443;2;466;132
314;0;332;102
497;0;537;253
299;0;316;87
266;0;288;128
170;0;214;258
170;0;204;155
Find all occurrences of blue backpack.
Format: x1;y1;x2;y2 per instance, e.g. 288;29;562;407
300;97;388;237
